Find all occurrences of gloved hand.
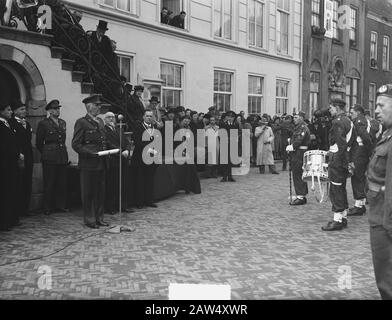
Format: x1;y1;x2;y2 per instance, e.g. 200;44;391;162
286;145;294;152
348;162;355;177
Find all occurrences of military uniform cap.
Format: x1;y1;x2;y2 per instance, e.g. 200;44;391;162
82;94;103;105
11;100;26;111
295;111;306;118
331;98;346;108
376;84;392;98
45;99;61;110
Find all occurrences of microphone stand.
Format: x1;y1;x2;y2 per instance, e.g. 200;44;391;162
108;116;135;234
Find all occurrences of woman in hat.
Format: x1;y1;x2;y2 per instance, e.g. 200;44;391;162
255;117;279;174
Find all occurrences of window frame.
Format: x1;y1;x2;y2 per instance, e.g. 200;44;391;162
370;31;378;68
383;35;390;71
248;0;266;49
213;0;234;41
159;0;189;30
248;74;265;115
346;76;360;107
213;69;234;112
101;0;138;15
275;78;290;115
276;0;290;55
311;0;322;28
332;0;342;41
160;61;185;109
309;71;321;115
116;52;135;83
349;6;358;46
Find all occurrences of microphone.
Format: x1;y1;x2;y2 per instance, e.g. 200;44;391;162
118;114;124;122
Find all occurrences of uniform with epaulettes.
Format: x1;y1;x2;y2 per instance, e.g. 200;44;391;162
289;115;310;205
367;84;392;300
348;112;372;216
322;100;355;232
72;95;108;228
36;101;69;214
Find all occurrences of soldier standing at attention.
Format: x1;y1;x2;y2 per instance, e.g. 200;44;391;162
322;99;355;232
348;105;372;217
72;94;109;229
286;111;310;206
367;84;392;300
36;100;69;215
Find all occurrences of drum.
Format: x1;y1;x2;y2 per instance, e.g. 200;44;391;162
302;150;329;203
302;150;328;182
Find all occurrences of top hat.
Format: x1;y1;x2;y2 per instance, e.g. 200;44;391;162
134;85;144;92
149;96;160;103
97;20;108;31
82;94;104;105
45;99;61;110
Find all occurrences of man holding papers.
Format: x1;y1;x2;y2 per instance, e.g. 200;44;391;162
72;94;109;229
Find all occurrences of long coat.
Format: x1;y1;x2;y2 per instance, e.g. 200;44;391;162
255;125;275;166
205;125;220;165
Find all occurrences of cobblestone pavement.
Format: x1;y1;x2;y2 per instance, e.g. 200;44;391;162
0;167;380;300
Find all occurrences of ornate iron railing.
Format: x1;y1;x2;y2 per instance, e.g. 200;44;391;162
1;0;135;125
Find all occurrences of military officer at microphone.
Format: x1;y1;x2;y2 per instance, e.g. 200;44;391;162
72;94;109;229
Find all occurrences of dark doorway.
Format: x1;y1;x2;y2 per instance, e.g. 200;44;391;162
0;64;21;104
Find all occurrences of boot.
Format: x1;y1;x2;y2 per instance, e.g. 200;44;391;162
269;165;280;175
348;206;366;216
259;166;265;174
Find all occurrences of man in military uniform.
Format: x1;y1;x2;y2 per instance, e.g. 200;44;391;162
348;105;373;217
365;109;383;152
9;100;33;218
286;111;310;206
367;84;392;299
36;100;69;215
72;94;109;229
322;99;355;231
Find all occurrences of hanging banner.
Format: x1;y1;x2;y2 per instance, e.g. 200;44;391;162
324;0;333;38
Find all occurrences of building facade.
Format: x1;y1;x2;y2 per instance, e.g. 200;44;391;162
302;0;365;117
363;0;392;116
66;0;303;116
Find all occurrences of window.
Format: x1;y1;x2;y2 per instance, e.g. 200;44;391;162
310;72;320;114
249;0;265;48
369;83;377;115
214;70;233;112
161;0;186;28
248;75;264;115
332;0;341;40
311;0;321;28
349;7;358;44
117;54;133;82
102;0;137;14
276;79;289;114
383;36;390;71
214;0;233;40
162;0;184;14
370;32;378;67
277;0;289;54
160;62;183;108
346;77;359;107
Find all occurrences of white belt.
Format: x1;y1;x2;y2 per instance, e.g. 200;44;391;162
299;146;308;150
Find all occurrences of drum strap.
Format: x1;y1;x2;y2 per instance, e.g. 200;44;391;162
367;120;371;134
346;122;354;152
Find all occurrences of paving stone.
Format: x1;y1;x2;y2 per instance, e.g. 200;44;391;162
0;168;380;299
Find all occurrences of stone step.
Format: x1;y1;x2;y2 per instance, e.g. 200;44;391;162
72;70;85;83
50;46;65;59
61;58;75;71
81;82;94;94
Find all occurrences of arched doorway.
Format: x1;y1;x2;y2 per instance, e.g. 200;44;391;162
0;65;21;104
0;44;47;210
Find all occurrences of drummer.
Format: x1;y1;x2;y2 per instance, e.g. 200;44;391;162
322;99;355;232
286;111;311;205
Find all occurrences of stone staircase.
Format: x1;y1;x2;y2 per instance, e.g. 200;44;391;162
50;46;95;95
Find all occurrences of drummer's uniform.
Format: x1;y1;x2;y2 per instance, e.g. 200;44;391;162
322;112;355;231
290;119;310;205
349;114;373;216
